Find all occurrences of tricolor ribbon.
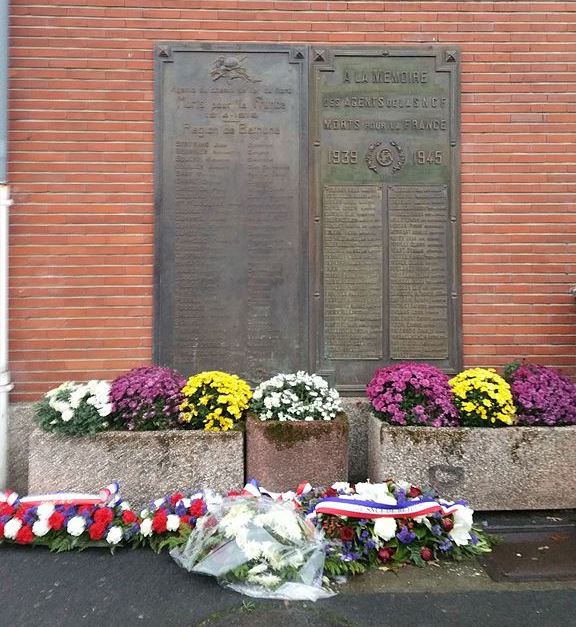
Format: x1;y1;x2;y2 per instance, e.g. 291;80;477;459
314;496;468;519
241;480;312;508
1;482;121;507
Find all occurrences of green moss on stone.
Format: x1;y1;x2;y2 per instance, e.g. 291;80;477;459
260;415;348;450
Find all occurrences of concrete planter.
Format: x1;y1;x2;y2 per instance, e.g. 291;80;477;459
368;414;576;511
28;427;244;507
245;414;349;492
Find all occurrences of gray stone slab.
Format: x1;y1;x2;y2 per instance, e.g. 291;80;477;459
28;427;244;508
342;398;370;482
367;414;576;510
7;402;35;493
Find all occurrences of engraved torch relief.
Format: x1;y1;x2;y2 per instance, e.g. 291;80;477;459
210;55;261;82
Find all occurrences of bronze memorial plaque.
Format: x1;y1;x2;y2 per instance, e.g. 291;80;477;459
155;45;460;391
310;48;461;391
154;44;308;382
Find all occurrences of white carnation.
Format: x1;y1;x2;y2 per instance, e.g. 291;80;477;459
166;515;181;532
140;518;153;537
32;519;51;537
106;525;123;545
66;516;86;537
36;503;55;520
4;518;22;539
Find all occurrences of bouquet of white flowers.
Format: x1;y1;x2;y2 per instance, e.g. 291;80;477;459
171;497;333;600
35;380;113;436
250;371;342;422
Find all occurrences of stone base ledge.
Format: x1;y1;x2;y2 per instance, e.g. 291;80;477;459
367;414;576;511
28;427;244;507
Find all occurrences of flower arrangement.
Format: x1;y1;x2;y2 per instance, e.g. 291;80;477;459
300;480;492;577
138;490;209;553
109;366;186;431
366;362;459;427
35;380;113;436
171;496;330;599
179;371;252;431
505;362;576;426
449;368;516;427
251;371;342;421
0;487;139;551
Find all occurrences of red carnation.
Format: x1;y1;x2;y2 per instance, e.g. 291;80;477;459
0;503;15;517
441;517;454;532
121;510;138;525
407;486;422;498
0;522;5;538
88;522;107;541
339;526;355;542
78;505;94;516
378;547;395;563
227;490;242;497
151;510;168;534
14;505;31;521
189;499;205;518
420;547;434;561
180;515;191;526
170;492;184;506
48;511;65;531
15;525;34;545
324;487;338;498
94;508;114;525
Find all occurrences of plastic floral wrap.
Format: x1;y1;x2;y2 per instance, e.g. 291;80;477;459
171;497;333;600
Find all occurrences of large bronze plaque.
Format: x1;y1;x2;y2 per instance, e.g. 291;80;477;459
154;44;308;382
310;48;461;391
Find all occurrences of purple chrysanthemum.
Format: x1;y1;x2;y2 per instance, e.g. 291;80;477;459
507;363;576;426
366;362;459;427
110;365;187;431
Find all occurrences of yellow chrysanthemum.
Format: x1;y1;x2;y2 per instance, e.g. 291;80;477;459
449;368;516;427
180;371;252;432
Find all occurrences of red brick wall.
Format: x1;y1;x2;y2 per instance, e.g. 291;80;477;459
8;1;576;401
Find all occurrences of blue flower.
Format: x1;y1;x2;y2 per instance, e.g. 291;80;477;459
439;539;453;552
470;533;479;546
431;525;443;537
396;526;416;544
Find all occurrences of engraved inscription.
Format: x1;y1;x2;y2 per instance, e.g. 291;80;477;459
323;186;383;359
388;185;449;359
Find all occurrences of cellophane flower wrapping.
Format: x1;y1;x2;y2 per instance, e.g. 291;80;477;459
170;497;334;600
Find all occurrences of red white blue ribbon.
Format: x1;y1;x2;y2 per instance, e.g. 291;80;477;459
1;482;120;507
241;480;312;507
314;496;467;519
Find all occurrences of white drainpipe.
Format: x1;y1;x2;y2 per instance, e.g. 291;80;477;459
0;185;11;488
0;0;11;488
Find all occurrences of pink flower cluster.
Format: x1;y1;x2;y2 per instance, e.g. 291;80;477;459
366;362;459;427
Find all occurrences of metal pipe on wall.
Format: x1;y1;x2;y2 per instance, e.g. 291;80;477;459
0;0;13;488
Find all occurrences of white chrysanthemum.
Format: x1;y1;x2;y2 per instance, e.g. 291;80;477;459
166;515;181;532
355;482;396;504
106;525;123;545
247;563;268;576
66;516;86;537
36;502;55;520
69;384;88;409
140;518;153;537
61;408;74;423
32;519;50;537
247;572;282;588
4;517;22;539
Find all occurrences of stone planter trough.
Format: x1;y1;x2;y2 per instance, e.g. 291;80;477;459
245;414;349;492
367;414;576;511
28;427;244;507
